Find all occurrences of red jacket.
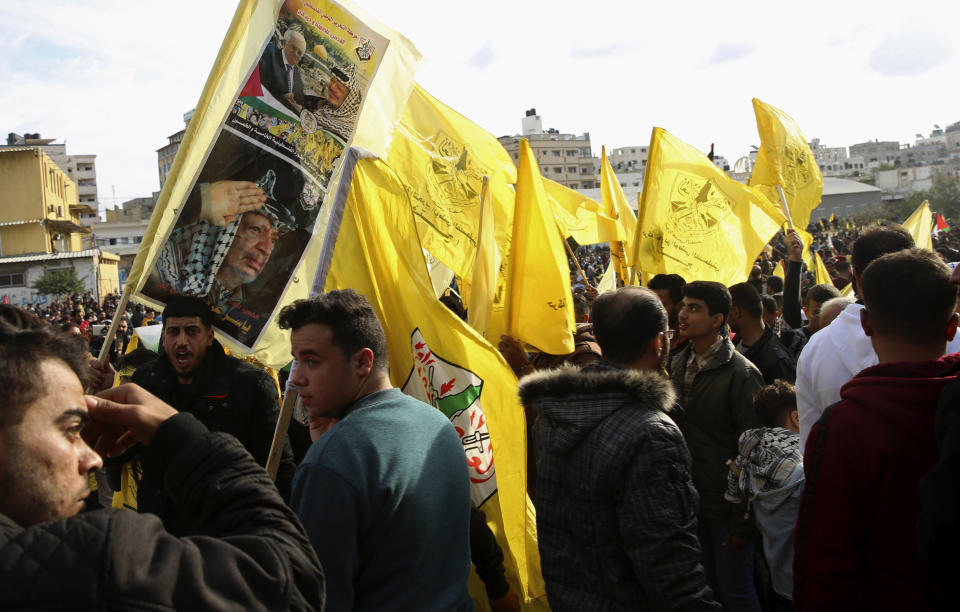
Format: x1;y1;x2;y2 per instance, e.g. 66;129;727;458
793;353;960;611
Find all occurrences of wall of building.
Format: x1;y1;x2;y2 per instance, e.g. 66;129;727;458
0;149;87;255
0;255;107;306
499;134;597;189
98;254;120;297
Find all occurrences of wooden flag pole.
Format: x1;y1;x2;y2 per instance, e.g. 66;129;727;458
96;288;134;367
560;229;596;291
776;184;795;230
266;387;298;480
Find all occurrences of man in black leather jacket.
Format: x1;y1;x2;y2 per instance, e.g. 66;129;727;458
130;296;295;534
0;315;324;610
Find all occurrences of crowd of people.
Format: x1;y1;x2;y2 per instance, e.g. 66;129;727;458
1;217;959;610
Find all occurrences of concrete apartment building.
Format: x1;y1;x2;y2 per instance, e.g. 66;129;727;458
498;109;599;189
3;132;100;225
157;109;194;187
95;193;157;284
0;147;118;305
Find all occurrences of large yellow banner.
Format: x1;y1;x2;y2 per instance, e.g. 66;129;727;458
127;0;420;369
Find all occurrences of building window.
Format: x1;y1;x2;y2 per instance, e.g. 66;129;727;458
552;150;561;157
553;167;563;174
0;273;25;288
568;167;577;173
566;150;576;156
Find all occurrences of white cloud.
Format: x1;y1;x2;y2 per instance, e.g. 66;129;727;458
870;32;951;76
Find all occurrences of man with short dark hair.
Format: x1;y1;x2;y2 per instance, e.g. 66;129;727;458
671;281;764;612
648;273;686;334
794;225;952;448
648;273;688;364
130;295;294;532
0;314;324;609
765;275;784;296
794;249;960;610
280;289;473;611
727;282;796;384
520;286;719;611
831;259;852;290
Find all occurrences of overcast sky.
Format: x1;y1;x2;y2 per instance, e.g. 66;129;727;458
2;0;957;211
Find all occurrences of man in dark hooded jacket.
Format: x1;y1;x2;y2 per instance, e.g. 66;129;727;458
519;286;719;611
794;249;960;610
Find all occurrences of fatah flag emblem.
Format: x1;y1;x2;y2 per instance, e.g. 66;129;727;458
402;328;496;506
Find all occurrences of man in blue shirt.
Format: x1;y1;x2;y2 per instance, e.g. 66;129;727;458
280;290;473;611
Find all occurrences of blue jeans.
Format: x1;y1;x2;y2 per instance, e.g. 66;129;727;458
697;518;762;612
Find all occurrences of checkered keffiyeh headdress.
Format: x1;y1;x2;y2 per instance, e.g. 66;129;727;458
314;64;363;140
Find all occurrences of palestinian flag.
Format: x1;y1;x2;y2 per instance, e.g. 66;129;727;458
934;212;950;237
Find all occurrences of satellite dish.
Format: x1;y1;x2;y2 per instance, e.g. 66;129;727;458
733;156;752;173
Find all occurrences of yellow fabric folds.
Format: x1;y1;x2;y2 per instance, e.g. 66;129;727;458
468;177;500;339
323;152;546;605
387;84;516;282
814;251;834;287
749;98;824;230
600;147;638;284
509;140;576;355
632;128;786;286
902;200;933;251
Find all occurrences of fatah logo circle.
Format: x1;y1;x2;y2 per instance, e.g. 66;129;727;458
664;174;732;245
300;109;317;135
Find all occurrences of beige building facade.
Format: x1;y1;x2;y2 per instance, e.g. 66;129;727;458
0;148;92;256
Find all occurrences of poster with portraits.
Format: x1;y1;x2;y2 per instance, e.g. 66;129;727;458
141;0;388;347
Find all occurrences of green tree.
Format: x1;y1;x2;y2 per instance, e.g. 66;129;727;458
32;268;85;301
928;171;960;217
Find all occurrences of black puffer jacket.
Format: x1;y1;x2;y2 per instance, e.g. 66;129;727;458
519;362;720;612
132;340;295;533
0;413;324;610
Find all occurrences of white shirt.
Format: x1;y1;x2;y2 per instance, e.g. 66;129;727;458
796;303;960;449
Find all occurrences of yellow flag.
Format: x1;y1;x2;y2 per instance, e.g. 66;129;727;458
544;179;614;246
468;177;500;339
795;226;817;272
596;260;617;293
387;84;516;281
510;140;576;355
323;151;546;606
127;0;420;369
902;200;933;251
814;251;835;287
749;98;824;230
600;146;638;284
773;261;786;280
632;128;786;285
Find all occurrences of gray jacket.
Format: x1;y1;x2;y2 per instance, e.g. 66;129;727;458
754;464;804;600
520;362;720;612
